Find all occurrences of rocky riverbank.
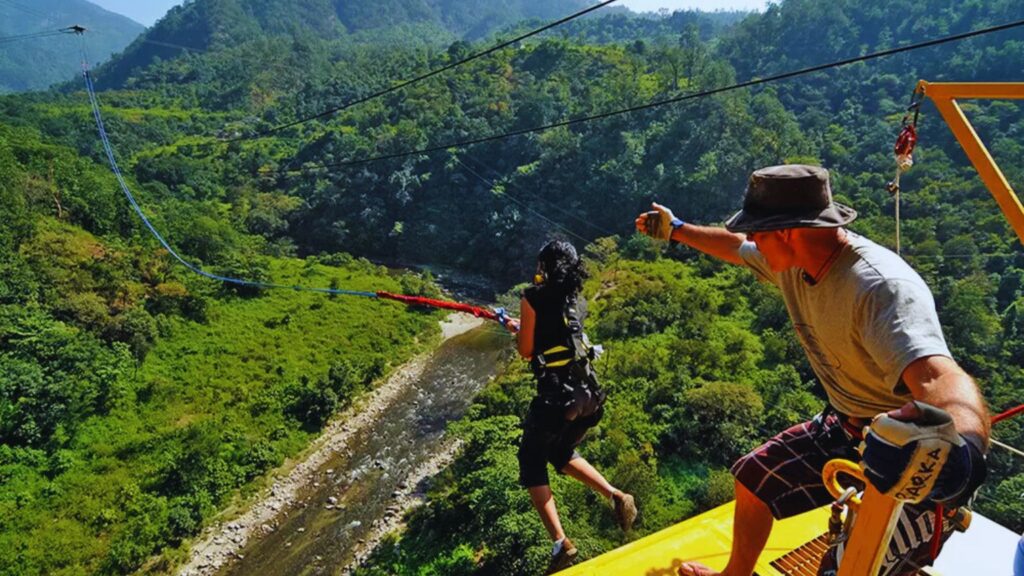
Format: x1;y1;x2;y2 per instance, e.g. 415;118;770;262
177;313;488;576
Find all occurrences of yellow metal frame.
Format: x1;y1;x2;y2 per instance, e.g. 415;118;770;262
916;81;1024;243
837;83;1024;574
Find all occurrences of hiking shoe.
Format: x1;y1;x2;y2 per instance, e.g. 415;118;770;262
612;491;637;532
546;537;578;574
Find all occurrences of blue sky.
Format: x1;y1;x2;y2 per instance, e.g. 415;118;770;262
91;0;768;27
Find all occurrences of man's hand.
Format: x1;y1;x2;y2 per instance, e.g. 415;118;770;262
635;202;683;241
861;401;984;505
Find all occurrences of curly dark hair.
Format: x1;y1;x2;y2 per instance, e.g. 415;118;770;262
537;239;588;296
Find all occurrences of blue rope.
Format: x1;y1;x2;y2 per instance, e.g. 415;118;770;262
80;63;377;299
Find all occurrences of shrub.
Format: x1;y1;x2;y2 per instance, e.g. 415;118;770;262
284;376;339;431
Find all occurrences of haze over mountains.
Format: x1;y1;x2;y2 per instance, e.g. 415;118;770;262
0;0;143;92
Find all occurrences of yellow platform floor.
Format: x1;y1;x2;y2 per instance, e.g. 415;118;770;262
562;502;1020;576
561;502;831;576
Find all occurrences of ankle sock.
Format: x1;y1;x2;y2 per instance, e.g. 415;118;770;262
552;538;565;556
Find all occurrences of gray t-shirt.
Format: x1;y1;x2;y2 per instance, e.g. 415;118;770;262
739;231;952;418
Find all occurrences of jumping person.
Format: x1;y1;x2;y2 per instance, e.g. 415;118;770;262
635;165;989;576
504;239;637;574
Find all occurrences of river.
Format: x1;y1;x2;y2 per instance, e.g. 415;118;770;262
215;321;511;576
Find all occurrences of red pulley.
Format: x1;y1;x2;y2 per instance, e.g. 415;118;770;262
894;124;918;157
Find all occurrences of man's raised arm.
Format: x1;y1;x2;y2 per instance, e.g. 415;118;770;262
635;202;747;265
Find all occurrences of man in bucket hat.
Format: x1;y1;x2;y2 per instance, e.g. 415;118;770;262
635;165;989;576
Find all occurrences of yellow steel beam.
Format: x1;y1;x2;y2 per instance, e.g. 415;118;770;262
917;81;1024;244
829;77;1024;562
919;81;1024;101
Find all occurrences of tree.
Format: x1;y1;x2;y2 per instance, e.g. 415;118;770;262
667;381;765;466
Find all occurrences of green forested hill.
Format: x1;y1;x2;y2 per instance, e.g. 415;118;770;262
96;0;594;88
1;0;1023;574
0;0;143;93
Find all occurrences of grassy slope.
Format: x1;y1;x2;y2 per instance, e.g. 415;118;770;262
2;257;442;575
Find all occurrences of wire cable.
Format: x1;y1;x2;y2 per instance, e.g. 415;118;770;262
75;37;598;305
903;253;1023;260
79;46;378;299
453;154;594;246
989;404;1024;458
459;154;619;238
233;0;620;142
271;17;1024;174
991;438;1024;459
0;30;67;45
139;38;207;53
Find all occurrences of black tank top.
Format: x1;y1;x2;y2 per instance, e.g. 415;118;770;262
522;284;586;358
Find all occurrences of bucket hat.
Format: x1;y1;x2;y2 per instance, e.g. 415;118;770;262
724;165;857;233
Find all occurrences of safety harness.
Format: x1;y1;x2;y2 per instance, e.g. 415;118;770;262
531;297;606;421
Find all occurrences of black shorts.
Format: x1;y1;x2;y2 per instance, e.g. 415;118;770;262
518;397;603;488
731;413;956;574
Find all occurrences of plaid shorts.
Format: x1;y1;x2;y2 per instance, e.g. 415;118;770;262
731;412;954;574
731;412;860;520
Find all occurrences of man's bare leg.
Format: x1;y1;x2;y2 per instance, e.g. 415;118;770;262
528;485;566;541
678;479;774;576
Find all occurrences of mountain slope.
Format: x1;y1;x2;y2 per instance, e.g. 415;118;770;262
97;0;592;89
0;0;144;93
